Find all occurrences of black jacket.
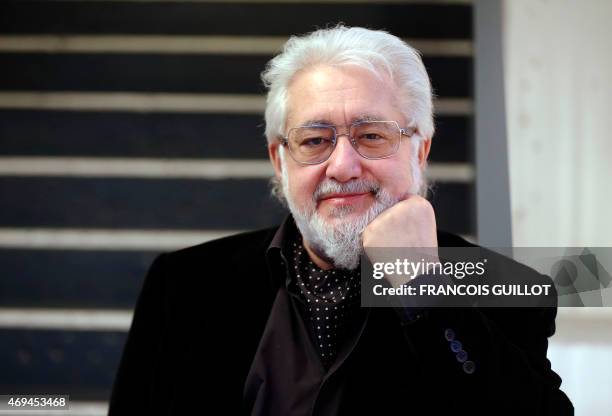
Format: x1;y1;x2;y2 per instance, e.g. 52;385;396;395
109;222;573;415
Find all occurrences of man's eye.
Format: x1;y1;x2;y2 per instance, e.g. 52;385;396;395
360;133;384;141
301;137;328;147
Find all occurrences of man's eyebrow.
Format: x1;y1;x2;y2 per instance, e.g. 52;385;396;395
301;119;334;127
300;115;386;127
351;114;386;123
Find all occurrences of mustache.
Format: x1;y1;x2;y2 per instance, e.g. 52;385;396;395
313;179;381;201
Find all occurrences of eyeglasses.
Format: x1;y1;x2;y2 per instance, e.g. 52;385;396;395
279;120;417;165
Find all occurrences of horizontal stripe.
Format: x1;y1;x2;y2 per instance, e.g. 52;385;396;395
0;177;472;233
0;328;125;400
0;228;239;250
0;92;267;113
426;163;475;182
0;157;474;182
0;35;473;56
0;177;474;234
0;92;473;115
0;176;288;230
435;98;473;115
0;2;472;39
0;110;472;163
0;53;472;97
0;110;270;160
78;0;472;3
0;248;155;308
0;158;275;179
0;308;132;331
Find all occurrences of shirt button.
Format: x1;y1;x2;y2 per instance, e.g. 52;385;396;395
450;340;462;353
462;360;476;374
444;328;455;341
456;350;468;363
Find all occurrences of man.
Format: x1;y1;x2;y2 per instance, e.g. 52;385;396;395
109;26;573;415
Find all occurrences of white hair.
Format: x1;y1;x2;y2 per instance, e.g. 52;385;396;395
261;25;435;146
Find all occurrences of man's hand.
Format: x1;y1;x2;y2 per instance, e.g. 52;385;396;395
362;195;438;249
362;195;438;287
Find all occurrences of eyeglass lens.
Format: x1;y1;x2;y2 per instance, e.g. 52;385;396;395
287;121;401;164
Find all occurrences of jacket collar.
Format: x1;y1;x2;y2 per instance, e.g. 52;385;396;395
265;215;298;290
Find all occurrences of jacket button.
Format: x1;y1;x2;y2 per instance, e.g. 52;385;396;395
462;360;476;374
456;350;468;363
450;340;462;353
444;328;455;341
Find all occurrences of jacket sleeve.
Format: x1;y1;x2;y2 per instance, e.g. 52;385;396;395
395;302;573;415
108;253;169;414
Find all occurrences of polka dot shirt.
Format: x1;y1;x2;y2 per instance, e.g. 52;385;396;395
288;239;362;370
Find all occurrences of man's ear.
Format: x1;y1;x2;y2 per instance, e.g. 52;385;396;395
268;141;283;180
418;138;432;169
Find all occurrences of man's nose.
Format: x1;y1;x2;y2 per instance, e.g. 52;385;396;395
324;133;363;182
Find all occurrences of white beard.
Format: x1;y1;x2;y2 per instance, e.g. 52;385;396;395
279;149;422;270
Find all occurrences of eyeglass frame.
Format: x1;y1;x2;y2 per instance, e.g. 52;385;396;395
278;120;418;165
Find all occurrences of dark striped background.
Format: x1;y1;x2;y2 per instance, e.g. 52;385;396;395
0;0;475;407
